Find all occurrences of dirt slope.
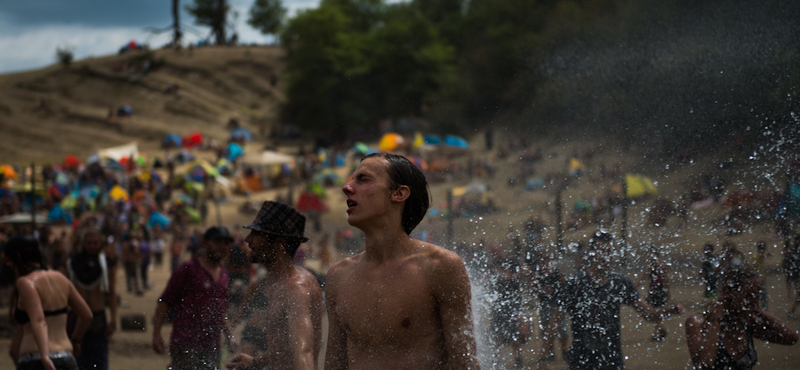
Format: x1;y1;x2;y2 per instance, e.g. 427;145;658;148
0;46;285;163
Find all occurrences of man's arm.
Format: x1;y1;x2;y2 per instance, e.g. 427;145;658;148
432;251;480;370
324;266;349;370
106;263;118;338
152;300;169;354
284;283;319;370
536;307;565;370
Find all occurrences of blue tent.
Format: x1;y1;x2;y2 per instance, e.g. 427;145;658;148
230;127;253;142
164;133;182;147
227;142;244;161
444;135;468;148
424;135;442;145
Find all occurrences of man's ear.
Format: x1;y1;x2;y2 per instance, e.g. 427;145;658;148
391;185;411;203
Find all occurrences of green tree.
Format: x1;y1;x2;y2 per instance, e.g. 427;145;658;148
280;1;453;139
248;0;287;38
185;0;230;44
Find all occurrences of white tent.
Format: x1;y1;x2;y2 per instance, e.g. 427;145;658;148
240;150;295;165
0;213;49;224
97;142;139;162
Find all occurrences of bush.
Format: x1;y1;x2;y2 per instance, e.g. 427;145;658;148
55;46;74;67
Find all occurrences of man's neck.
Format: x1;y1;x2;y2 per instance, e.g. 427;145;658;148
198;254;221;270
362;228;414;264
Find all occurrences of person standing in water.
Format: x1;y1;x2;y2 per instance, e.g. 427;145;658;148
325;153;480;370
226;201;324;370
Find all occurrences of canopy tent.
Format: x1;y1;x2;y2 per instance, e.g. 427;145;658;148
0;213;49;224
240;150;295;165
379;133;404;152
97;142;138;162
424;134;442;145
444;135;468;148
177;159;221;178
625;173;658;198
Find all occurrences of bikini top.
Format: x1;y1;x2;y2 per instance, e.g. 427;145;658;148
14;306;69;325
711;330;757;370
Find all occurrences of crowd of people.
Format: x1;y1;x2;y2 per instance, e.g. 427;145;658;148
2;131;800;370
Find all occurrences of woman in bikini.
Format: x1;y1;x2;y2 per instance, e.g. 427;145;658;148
6;234;93;370
685;253;798;370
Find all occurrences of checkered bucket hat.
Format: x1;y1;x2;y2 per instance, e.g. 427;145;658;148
243;201;309;242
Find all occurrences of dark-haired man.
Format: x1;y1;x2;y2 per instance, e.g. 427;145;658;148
152;226;236;370
225;201;324;370
538;230;685;370
325;153;480;370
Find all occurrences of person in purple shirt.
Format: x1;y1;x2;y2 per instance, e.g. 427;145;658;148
152;226;238;370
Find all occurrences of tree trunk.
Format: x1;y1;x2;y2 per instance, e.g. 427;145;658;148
172;0;182;46
214;0;227;45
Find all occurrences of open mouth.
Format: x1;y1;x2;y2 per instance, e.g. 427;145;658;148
346;199;357;212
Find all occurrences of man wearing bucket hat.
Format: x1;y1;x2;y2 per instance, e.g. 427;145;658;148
226;201;324;370
325;153;480;370
152;226;237;370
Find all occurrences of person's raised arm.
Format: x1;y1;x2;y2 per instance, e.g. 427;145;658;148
324;266;349;370
432;252;480;370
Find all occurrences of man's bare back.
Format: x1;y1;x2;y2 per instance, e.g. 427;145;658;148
325;241;478;370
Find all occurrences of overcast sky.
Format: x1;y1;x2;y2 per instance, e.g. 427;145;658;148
0;0;320;74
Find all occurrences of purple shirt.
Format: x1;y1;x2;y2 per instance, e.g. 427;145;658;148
160;257;229;351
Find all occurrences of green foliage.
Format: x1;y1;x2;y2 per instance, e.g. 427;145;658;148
55;46;74;68
248;0;287;36
185;0;230;44
281;1;453;139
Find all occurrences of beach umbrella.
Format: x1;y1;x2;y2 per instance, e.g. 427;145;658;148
444;135;468;148
62;154;81;170
413;132;425;149
47;204;72;225
230;127;253;142
0;164;17;179
379;133;404;152
109;185;129;202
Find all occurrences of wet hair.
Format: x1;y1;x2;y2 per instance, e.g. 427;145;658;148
362;153;431;235
588;229;613;248
703;243;714;252
284;238;303;258
4;234;43;276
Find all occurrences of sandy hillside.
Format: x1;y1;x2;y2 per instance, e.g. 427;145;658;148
0;46;285;163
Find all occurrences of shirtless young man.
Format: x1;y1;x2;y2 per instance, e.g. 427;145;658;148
325;153;480;370
226;201;324;370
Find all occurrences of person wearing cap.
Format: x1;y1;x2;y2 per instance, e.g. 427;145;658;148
225;201;324;370
325;153;480;370
538;230;686;370
152;226;237;370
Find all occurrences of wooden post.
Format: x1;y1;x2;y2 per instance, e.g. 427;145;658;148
30;162;36;232
556;189;563;252
621;177;629;255
446;189;453;248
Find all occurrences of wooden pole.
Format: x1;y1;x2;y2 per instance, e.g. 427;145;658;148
446;189;453;248
621;177;629;257
556;189;563;252
30;162;36;232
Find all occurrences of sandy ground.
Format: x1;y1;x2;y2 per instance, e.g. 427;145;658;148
3;135;800;369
